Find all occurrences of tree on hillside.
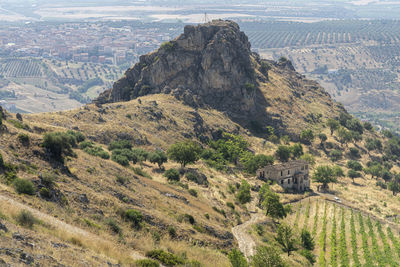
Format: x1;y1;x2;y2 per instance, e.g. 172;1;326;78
275;145;291;162
364;164;383;179
236;180;251;204
228;248;248;267
388;176;400;196
242;153;274;174
42;132;75;162
332;165;344;178
259;184;288;221
301;229;315;251
365;138;382;154
275;224;297;256
251;246;285;267
300;129;314;145
348;169;361;184
347;160;363;172
290;143;303;159
337;127;353;147
167;141;202;168
312;165;338;191
149;150;168;169
327;119;339;135
318;133;327;146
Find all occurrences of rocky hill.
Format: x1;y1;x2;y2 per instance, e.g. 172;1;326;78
97;20;344;136
0;20;399;266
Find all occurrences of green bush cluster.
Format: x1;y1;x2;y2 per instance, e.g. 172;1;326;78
16;210;36;228
164;168;180;181
42;130;85;161
236;180;251;204
14;178;35;195
145;249;185;266
123;209;143;228
201;132;274;173
8;119;30;130
275;143;304;162
80;141;109;159
109;139;158;167
17;133;30;146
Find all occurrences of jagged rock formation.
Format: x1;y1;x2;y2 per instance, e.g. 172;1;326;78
97;20;344;135
97;20;262;117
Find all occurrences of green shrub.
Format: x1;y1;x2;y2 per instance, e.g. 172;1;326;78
84;146;110;159
300;129;314;144
41;172;56;188
167;141;202;168
228;248;248;267
329;150;342;161
9;119;30;130
105;218;122;235
135;259;160;267
145;249;185;266
164;168;180;181
111;153;129;166
66;130;85;145
349;147;360;158
79;140;94;149
16;210;36;228
160;41;175;52
275;145;291;162
240;153;274;174
39;187;51;198
347;160;362;171
131;148;149;163
116;175;129;185
14;178;35;195
188;189;198;197
124;209;143;228
0;153;4;169
236;180;251;204
108;140;132;151
149;150;168;168
168;226;177;238
42;132;75;161
185;171;208;185
227;202;235;210
300;249;316;265
183;214;195;224
17;133;30;146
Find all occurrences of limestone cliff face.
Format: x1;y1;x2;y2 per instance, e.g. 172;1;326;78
97;20;262;116
96;20;344;135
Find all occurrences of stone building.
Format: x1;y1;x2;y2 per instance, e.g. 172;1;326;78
256;160;310;191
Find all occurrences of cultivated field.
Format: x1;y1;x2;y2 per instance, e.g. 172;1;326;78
286;197;400;267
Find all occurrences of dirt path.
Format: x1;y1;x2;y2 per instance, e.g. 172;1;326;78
232;212;266;259
0;191;146;262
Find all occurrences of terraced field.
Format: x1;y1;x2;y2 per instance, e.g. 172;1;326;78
287;197;400;267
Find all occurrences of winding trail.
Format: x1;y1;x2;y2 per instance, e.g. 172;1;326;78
232;212;266;259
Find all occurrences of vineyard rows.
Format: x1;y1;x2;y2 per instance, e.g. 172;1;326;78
286;198;400;266
241;20;400;49
0;59;42;77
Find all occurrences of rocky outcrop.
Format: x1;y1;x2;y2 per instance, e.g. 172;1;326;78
96;20;265;120
96;20;343;135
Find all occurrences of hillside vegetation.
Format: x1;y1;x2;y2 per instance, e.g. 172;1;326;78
0;20;400;266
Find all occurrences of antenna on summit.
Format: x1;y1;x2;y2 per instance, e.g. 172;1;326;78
204;12;209;23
